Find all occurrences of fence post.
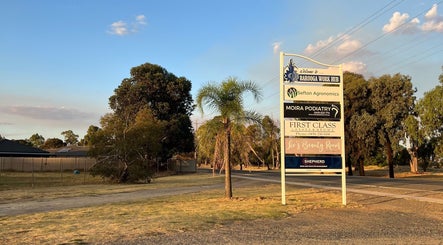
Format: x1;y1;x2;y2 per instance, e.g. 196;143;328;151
83;158;86;184
60;158;63;184
32;158;35;188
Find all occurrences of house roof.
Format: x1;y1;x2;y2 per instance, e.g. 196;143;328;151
0;139;50;157
47;146;89;157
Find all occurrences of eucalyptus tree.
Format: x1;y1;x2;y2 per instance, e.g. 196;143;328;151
195;116;224;175
89;108;165;182
196;77;262;198
343;71;371;175
368;74;415;178
261;116;280;169
415;69;443;168
61;130;79;146
29;133;45;148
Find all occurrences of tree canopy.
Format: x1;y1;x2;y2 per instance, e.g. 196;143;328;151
343;72;416;177
29;133;45;148
89;63;194;183
61;130;79;146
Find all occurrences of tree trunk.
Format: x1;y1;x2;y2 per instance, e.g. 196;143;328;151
224;119;232;199
408;148;418;173
385;138;395;178
347;158;353;176
247;142;265;168
358;160;365;176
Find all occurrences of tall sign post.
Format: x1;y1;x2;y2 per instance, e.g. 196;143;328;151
280;52;346;205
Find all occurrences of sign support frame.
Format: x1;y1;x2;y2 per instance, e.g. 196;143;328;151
280;52;346;206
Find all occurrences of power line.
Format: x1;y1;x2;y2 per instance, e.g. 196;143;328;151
308;0;405;61
332;1;443;65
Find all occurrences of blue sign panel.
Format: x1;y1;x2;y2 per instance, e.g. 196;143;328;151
285;156;342;169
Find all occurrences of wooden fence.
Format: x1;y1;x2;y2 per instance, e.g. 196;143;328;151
0;157;96;172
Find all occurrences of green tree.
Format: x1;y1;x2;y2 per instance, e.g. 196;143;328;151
90;62;193;182
403;115;420;173
61;130;79;146
41;138;65;149
29;133;45;148
261;116;280;169
89;108;165;182
368;74;415;178
196;117;224;173
108;63;194;160
415;68;443;169
196;77;262;198
81;125;100;146
343;71;372;175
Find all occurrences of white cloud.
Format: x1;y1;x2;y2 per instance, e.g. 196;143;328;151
0;106;96;121
304;34;363;57
136;15;147;25
383;5;443;34
383;12;409;32
336;38;362;55
272;42;282;54
343;61;367;74
425;4;438;19
422;4;443;32
382;12;420;34
109;20;129;36
305;36;334;54
108;14;147;36
421;20;443;32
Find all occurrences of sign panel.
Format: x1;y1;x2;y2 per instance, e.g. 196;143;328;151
285;138;341;155
284;102;340;120
280;53;346;205
284;120;342;137
284;85;341;101
285;156;342;169
284;66;341;84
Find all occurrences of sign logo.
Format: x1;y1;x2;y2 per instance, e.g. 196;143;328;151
286;87;297;98
283;59;298;83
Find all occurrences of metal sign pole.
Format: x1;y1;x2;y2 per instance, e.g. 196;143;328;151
280;52;286;205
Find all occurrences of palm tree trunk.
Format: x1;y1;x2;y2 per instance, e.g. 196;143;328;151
224;118;232;199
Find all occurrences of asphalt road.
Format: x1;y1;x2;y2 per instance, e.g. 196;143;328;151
231;170;443;204
1;170;442;217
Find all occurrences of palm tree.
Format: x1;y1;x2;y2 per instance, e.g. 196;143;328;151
196;77;262;198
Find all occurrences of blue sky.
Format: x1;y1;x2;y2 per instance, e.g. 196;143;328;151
1;0;442;140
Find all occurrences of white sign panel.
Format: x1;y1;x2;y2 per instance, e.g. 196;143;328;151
284;120;342;137
284;85;341;101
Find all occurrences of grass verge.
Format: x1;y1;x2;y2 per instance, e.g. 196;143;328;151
0;174;345;244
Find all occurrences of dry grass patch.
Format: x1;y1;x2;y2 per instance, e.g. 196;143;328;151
0;173;224;203
0;182;345;244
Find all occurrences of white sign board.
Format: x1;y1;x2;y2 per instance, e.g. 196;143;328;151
284;120;342;137
284;85;341;101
